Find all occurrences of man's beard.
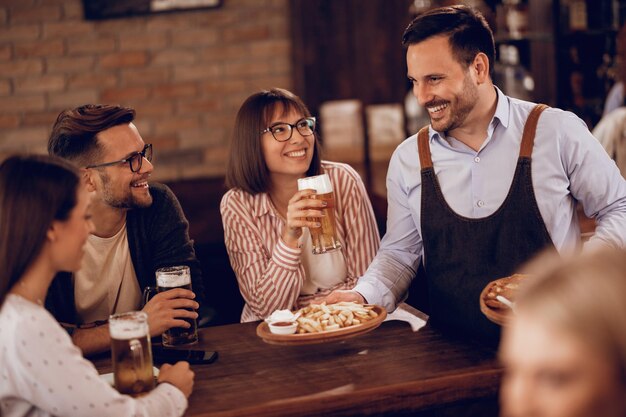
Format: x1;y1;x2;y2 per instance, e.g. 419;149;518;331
428;72;478;133
99;171;152;209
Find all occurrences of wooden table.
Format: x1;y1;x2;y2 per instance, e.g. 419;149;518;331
94;319;501;417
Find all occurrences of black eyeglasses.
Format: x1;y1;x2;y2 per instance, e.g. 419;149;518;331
85;144;153;173
261;117;316;142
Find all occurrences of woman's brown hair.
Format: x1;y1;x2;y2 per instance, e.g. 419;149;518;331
225;88;322;194
0;154;80;306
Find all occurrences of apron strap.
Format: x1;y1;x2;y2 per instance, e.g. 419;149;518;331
417;126;432;169
418;103;548;166
519;104;549;158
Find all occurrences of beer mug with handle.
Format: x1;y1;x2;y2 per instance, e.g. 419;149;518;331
297;173;342;254
109;311;155;396
155;265;199;346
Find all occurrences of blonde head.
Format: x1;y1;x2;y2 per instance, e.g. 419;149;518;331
517;249;626;381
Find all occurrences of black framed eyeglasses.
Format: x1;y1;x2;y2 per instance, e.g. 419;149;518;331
261;117;316;142
85;144;153;173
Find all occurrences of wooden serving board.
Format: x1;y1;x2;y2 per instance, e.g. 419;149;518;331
256;305;387;345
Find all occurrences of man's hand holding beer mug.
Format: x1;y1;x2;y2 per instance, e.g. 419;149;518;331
143;266;200;346
142;287;199;337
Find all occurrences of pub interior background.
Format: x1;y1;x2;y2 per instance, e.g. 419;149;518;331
1;0;625;325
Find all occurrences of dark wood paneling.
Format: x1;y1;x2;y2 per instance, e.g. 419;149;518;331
166;177;244;325
291;0;414;116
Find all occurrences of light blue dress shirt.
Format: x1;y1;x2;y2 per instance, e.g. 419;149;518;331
354;88;626;312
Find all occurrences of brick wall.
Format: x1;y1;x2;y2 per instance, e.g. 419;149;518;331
0;0;293;180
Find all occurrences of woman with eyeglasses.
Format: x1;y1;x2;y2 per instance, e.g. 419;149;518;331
499;249;626;417
0;154;194;417
221;88;380;322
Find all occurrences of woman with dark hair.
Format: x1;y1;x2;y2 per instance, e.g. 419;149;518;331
0;155;194;417
221;88;380;322
499;249;626;417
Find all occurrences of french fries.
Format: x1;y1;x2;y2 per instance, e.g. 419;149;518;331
294;302;379;334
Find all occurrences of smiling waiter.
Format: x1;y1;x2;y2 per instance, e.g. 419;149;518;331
326;5;626;346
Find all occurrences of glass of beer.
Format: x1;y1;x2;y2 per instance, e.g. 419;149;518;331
109;311;155;397
297;173;342;254
156;265;199;347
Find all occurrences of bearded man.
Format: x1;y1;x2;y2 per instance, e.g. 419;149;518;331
47;104;209;355
327;5;626;346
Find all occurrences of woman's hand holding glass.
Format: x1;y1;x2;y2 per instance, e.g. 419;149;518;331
158;361;195;398
282;189;327;248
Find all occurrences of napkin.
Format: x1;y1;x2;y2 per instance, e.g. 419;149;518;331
383;303;428;332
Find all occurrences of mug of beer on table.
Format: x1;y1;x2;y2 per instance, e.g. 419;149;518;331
155;265;199;347
109;311;155;396
297;173;342;254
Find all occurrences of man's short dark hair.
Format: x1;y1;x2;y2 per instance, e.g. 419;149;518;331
48;104;136;166
402;5;495;78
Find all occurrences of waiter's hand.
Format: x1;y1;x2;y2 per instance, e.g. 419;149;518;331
323;290;366;305
282;188;325;248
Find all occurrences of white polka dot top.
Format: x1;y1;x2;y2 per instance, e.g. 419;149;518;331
0;294;187;417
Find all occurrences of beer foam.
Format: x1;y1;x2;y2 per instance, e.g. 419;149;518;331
156;272;191;288
297;173;333;194
109;320;149;340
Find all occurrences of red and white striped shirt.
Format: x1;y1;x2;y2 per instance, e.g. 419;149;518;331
220;161;380;322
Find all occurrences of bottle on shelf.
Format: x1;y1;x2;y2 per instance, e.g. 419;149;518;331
569;0;588;31
501;0;529;39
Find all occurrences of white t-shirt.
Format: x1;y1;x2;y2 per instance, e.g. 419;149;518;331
74;222;141;324
299;228;348;295
0;294;187;417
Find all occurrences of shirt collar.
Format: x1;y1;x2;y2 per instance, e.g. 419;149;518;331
493;86;509;129
427;86;510;142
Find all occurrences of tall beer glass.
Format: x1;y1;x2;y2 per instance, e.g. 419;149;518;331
297;173;342;254
109;311;155;396
156;265;199;346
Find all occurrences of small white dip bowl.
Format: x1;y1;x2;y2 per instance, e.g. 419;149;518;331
268;321;298;335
